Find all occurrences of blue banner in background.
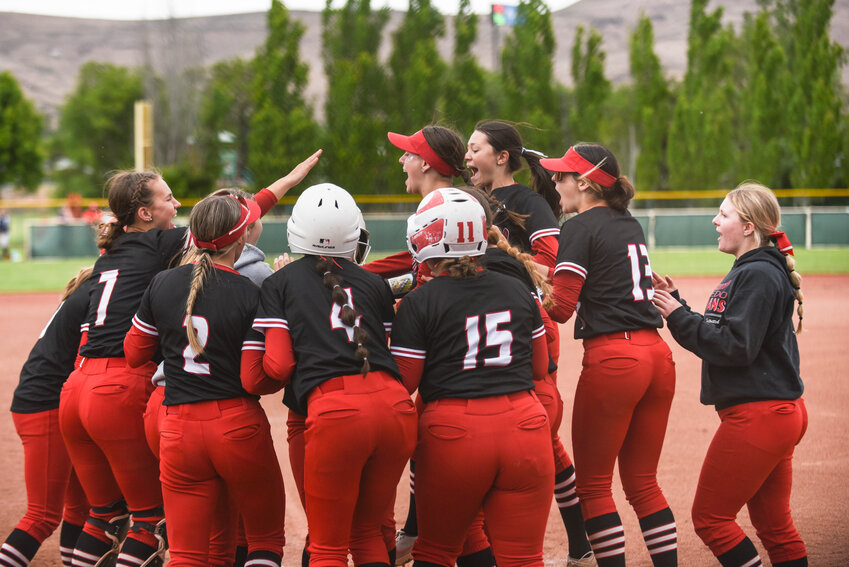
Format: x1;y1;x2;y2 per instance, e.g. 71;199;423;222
491;3;518;26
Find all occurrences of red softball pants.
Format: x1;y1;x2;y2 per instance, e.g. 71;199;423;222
414;390;554;567
59;357;163;541
11;409;89;542
692;398;808;563
145;385;240;566
304;372;417;567
571;329;676;520
158;396;285;566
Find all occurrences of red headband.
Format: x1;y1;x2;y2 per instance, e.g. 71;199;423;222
540;146;618;188
193;196;260;252
387;130;459;178
769;231;794;256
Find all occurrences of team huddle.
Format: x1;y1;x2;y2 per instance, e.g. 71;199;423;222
2;121;808;567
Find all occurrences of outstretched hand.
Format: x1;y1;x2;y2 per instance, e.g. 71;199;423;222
651;289;682;318
273;253;296;271
267;149;323;201
652;271;676;293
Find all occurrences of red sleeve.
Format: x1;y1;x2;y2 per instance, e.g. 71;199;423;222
124;326;159;368
548;270;585;324
362;251;415;278
531;235;558;270
241;347;285;395
254;188;277;217
531;333;549;382
394;355;424;395
263;327;296;383
537;298;560;366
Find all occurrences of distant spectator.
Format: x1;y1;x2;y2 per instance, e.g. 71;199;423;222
59;193;84;221
82;202;103;224
0;208;10;260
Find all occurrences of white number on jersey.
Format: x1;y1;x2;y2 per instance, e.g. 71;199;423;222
94;269;120;326
627;244;655;301
463;310;514;370
330;287;362;343
181;315;210;375
38;301;65;339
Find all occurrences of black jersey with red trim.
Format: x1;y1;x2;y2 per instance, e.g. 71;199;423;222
80;227;188;359
390;270;544;403
554;206;662;339
254;255;400;410
482;247;537;295
491;184;560;252
12;280;92;413
132;263;260;405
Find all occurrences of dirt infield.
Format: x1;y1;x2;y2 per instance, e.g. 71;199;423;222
1;275;846;566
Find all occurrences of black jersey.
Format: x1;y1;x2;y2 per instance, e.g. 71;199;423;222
80;227;188;359
554;206;662;339
12;281;92;413
666;247;804;409
133;263;260;405
391;270;544;403
482;247;537;295
254;255;400;410
491;184;560;253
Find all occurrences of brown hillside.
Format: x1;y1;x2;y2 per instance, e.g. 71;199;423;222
1;0;847;123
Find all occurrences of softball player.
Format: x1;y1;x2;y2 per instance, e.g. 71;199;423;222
246;183;417;567
364;126;470;290
539;144;677;566
390;188;554;567
652;183;807;567
1;268;92;567
124;194;286;567
464;120;561;269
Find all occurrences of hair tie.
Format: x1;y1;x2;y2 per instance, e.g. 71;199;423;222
323;270;332;277
521;147;548;159
769;231;794;256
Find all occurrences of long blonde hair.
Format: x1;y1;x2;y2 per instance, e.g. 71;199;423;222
727;182;803;333
184;196;244;354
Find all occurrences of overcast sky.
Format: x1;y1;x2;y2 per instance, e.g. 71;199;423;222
0;0;580;19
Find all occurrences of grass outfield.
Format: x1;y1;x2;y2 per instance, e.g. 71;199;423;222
0;247;847;294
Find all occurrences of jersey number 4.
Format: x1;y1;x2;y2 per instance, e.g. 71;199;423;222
463;311;513;370
627;244;655;301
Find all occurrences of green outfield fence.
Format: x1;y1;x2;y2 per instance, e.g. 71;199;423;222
3;189;849;258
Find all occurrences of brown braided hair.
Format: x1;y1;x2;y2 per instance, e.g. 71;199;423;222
99;170;161;251
61;266;94;301
315;257;370;375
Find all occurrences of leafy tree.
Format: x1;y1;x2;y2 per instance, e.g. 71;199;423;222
629;14;672;191
442;0;491;137
667;0;737;191
501;0;561;150
321;0;395;193
737;11;792;188
53;62;144;195
569;25;611;147
196;58;255;187
248;0;320;190
775;0;846;188
0;71;44;190
387;0;447;134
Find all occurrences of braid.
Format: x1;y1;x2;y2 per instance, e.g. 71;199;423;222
488;227;554;309
315;258;370;375
185;252;214;354
439;256;480;279
783;253;804;334
97;221;125;251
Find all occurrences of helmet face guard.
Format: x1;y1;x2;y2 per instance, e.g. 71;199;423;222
406;188;487;264
355;211;371;264
287;183;363;259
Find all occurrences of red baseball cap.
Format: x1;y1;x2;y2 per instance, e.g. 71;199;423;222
387;129;458;178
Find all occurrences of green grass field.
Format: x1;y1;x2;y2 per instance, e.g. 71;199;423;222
1;248;847;294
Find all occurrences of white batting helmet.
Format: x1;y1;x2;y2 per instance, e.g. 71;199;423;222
406;188;487;263
287;183;362;258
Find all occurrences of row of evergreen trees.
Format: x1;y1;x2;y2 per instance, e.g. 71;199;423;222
0;0;846;197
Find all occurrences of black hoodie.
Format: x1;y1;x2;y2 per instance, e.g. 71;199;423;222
666;246;804;410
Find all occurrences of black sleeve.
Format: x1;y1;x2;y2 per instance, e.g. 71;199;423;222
666;271;778;366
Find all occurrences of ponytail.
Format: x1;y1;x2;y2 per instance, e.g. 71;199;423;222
185;252;214;354
487;226;554;309
315;258;370;375
62;266;94;301
522;148;562;219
